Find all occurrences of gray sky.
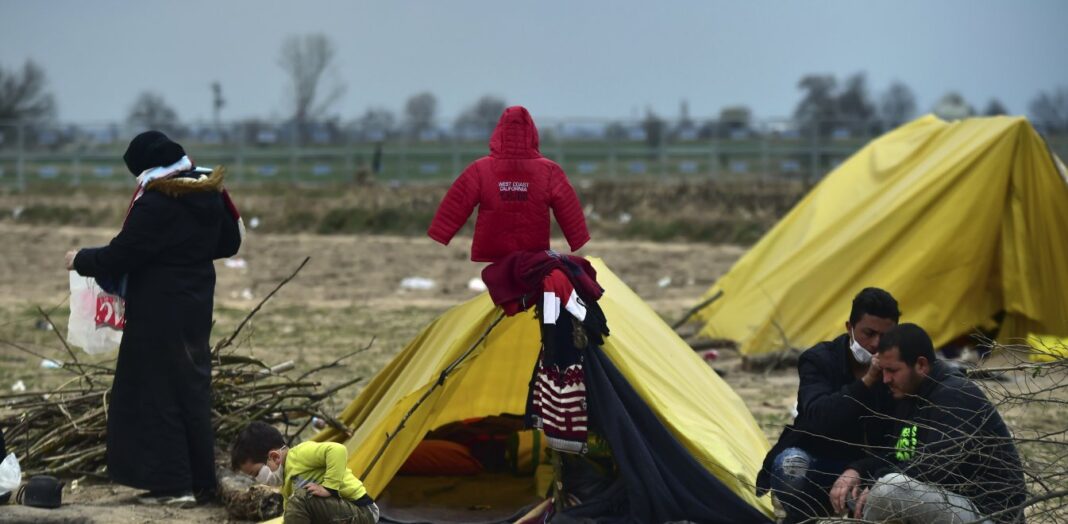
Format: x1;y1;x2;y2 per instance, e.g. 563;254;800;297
2;0;1065;124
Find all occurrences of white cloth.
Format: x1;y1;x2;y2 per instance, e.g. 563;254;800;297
133;155;194;201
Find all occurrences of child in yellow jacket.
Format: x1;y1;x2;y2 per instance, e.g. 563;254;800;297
231;422;378;523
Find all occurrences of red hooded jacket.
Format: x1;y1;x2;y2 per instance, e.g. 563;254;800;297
427;106;590;262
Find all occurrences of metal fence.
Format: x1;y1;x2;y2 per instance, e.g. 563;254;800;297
1;119;1065;189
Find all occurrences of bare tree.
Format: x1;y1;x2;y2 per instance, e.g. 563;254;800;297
126;91;181;135
1028;87;1068;133
0;60;56;123
404;92;437;138
983;99;1009;116
278;33;345;142
933;92;975;120
718;105;752;138
641;106;665;152
837;73;876;134
794;74;838;137
455;95;507;139
880;81;917;128
355;107;396;140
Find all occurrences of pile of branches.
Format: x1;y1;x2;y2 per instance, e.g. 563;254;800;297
0;257;364;478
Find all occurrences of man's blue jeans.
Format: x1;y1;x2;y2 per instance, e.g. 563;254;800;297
769;447;852;523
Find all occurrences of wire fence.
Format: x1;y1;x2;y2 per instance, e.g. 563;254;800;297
1;119;1065;190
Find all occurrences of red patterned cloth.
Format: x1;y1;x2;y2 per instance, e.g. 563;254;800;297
530;350;588;454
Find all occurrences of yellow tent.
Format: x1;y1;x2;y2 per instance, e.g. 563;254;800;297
694;115;1068;356
312;257;773;519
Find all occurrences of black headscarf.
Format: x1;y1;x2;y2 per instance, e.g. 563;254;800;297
123;131;186;176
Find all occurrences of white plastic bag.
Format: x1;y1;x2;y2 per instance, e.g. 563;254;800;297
0;453;20;496
67;272;123;355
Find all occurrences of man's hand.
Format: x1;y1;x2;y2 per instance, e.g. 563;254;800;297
65;250;79;271
853;487;870;519
830;468;862;515
862;353;882;387
304;482;331;497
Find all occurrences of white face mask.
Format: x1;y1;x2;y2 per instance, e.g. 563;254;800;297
256;463;284;487
255;447;287;487
850;328;873;365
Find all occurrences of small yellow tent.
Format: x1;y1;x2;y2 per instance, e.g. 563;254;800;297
694;115;1068;356
312;257;773;519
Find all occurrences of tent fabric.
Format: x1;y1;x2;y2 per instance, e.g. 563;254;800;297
693;115;1068;356
313;257;774;519
569;341;772;523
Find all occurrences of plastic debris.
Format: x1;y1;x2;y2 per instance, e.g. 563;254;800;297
311;417;327;430
10;380;26;393
11;207;23;220
224;258;248;269
467;278;487;292
657;276;672;288
249;217;261;229
240;288;254;300
40;359;62;369
0;453;21;497
699;349;719;362
618;212;632;224
34;319;53;331
400;277;435;291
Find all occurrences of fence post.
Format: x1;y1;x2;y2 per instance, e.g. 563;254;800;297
289;125;299;184
72;145;82;187
808;122;819;185
16;122;25;192
235;122;246;184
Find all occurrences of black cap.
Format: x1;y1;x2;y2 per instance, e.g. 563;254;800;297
123;131;186;176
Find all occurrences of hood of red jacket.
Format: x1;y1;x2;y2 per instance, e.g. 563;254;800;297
489;106;541;159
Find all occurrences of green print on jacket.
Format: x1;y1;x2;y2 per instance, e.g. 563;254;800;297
895;425;918;461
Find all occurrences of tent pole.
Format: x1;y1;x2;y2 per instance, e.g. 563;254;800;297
360;310;506;479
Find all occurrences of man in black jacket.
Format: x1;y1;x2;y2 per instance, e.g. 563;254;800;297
839;323;1025;523
756;287;898;523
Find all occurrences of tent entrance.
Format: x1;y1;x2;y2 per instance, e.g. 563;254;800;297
378;473;538;524
377;414;547;524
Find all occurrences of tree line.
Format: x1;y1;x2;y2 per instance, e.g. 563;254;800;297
2;33;1067;143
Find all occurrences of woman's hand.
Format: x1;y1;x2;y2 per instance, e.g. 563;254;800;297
65;250;79;271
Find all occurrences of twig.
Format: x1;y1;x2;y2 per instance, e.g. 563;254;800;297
213;256;311;355
37;306;95;386
296;337;375;383
672;290;723;330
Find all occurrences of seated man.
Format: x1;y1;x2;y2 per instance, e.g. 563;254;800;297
231;422;379;524
756;287;899;523
835;324;1026;524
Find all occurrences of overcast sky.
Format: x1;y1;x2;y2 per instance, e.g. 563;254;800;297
2;0;1065;124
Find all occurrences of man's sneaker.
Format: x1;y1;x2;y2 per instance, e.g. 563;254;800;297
137;490;197;508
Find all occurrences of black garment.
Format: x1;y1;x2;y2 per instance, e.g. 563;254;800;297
0;428;8;505
849;361;1026;523
563;344;771;523
756;334;893;494
73;175;240;495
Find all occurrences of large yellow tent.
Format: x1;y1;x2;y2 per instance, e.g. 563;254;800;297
312;257;773;519
694;115;1068;356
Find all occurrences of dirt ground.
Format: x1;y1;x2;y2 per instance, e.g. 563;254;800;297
1;222;786;522
1;222;1062;522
